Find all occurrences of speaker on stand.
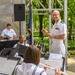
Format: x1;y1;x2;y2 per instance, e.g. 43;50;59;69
14;4;25;35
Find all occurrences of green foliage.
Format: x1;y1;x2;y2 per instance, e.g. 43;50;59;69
68;40;75;47
34;31;39;36
68;50;75;55
26;0;75;55
34;36;49;46
68;0;75;40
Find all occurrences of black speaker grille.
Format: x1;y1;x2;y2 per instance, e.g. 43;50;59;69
14;4;25;21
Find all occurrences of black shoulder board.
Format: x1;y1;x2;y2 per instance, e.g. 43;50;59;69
60;20;64;24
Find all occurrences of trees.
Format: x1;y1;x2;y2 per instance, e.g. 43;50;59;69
68;0;75;40
26;0;75;41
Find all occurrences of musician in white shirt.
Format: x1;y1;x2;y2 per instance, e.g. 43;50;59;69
1;23;17;40
13;35;29;48
13;35;29;58
14;45;61;75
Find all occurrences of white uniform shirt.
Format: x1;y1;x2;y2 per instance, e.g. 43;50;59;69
13;41;29;48
1;28;16;40
51;19;67;43
50;19;67;57
14;62;46;75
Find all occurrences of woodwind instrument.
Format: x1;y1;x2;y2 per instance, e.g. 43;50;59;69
40;63;69;75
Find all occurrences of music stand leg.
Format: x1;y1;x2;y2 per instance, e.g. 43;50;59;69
19;21;21;35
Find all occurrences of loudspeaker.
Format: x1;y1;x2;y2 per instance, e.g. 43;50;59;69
14;4;25;21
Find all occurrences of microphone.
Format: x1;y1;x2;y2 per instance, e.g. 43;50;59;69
40;63;69;75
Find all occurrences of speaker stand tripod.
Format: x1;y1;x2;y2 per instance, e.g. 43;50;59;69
19;21;21;35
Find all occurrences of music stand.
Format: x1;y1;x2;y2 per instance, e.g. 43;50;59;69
0;56;20;75
18;44;27;56
0;40;19;51
0;48;13;57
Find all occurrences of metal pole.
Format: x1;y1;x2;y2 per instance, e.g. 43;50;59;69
49;0;52;53
19;21;21;35
30;0;34;45
64;0;67;70
22;0;26;40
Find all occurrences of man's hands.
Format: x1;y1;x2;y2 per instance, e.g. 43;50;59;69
44;64;50;71
55;69;61;75
41;28;54;39
41;28;48;35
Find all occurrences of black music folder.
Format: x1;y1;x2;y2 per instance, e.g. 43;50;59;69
0;40;19;51
18;44;27;56
0;48;13;57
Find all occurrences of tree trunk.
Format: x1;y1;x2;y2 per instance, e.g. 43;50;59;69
68;22;72;40
39;15;43;37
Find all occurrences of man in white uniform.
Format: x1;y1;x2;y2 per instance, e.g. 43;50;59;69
41;10;67;71
41;10;67;57
13;35;29;48
1;23;17;40
13;35;29;60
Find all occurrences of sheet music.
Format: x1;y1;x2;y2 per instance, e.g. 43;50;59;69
49;53;62;59
0;57;18;75
5;33;13;38
40;58;63;75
